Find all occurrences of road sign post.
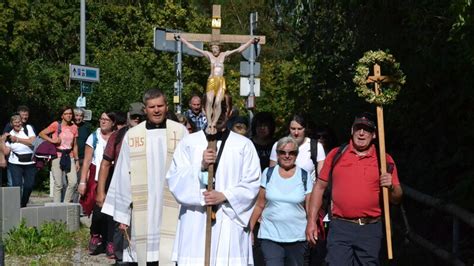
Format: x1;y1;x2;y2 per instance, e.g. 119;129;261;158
154;27;204;112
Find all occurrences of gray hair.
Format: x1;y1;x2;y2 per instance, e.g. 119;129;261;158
10;114;21;123
73;108;85;116
143;89;167;104
276;136;299;153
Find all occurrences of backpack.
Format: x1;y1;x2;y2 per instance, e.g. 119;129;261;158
265;166;308;192
90;130;99;159
309;138;319;178
30;121;62;169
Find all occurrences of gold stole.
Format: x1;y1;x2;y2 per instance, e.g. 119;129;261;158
128;120;185;264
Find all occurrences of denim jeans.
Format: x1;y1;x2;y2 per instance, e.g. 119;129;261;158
9;163;37;207
7;167;12;187
260;239;307;266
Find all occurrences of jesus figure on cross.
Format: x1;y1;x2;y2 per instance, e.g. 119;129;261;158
176;34;259;135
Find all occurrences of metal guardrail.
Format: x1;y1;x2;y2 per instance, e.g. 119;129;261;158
399;184;474;266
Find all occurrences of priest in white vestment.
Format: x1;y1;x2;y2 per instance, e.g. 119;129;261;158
166;94;261;266
102;89;187;264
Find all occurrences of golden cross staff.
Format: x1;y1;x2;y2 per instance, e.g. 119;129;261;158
367;63;394;259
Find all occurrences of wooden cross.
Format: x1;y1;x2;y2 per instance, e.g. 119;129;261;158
165;5;266;45
366;63;394;260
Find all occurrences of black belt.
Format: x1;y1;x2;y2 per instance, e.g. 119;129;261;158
333;216;381;225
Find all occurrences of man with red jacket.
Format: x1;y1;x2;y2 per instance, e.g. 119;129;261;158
306;112;403;265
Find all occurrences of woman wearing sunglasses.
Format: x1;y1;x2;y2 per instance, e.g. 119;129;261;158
269;114;325;180
250;136;312;266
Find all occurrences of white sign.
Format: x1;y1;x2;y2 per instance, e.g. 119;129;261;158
69;64;100;82
240;77;260;96
76;96;86;107
83;109;92;121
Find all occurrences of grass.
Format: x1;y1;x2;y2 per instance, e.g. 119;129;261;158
4;220;91;265
4;220;75;255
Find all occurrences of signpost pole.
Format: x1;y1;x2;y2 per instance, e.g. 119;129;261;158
247;12;257;110
80;0;87;103
247;12;258;130
80;0;86;66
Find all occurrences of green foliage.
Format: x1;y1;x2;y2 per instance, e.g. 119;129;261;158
265;0;358;130
4;220;75;256
449;0;474;64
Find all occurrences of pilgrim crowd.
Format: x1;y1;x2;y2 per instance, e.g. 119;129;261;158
0;90;402;266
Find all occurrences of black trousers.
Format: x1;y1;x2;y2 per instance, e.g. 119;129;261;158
90;204;115;243
326;219;382;265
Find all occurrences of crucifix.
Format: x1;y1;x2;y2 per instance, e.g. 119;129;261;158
367;63;394;260
166;5;266;45
168;5;265;266
171;5;265;135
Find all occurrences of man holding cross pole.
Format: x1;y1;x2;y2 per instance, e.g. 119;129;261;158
306;112;403;265
167;93;261;265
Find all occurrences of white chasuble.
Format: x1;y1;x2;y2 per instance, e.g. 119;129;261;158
102;120;187;264
166;131;262;266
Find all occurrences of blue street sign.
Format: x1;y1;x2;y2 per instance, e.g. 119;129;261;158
80;82;93;94
69;64;100;82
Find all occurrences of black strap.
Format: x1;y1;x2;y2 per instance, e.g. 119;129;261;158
266;166;275;184
57;121;62;135
301;169;308;192
213;129;230;172
310;138;318;178
326;143;348;219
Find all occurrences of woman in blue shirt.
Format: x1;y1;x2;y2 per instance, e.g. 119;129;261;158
250;136;312;266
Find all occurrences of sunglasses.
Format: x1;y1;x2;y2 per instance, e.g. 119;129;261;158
277;150;298;156
130;114;143;120
353;124;375;133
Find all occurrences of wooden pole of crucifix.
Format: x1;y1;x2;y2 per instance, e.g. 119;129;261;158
169;5;265;266
367;63;394;259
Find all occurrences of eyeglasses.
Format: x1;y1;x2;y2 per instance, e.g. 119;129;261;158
100;117;112;122
277;150;297;156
